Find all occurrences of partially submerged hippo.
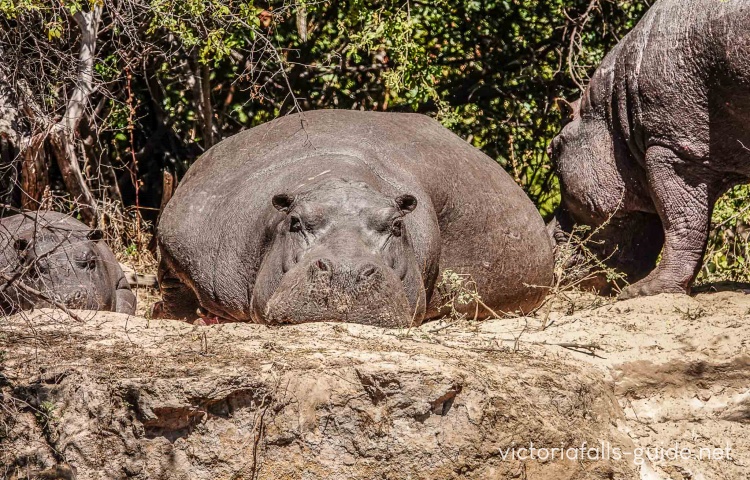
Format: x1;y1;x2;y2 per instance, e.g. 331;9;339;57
549;0;750;298
156;110;553;327
0;212;136;314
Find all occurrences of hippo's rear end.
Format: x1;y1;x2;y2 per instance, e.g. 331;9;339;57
550;0;750;298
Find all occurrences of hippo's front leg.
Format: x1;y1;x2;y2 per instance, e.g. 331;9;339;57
620;146;717;299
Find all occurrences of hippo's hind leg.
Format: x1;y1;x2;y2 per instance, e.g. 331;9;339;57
153;257;201;321
620;145;719;299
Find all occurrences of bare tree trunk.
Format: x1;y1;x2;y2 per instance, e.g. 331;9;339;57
2;7;103;221
201;64;214;149
160;170;177;213
182;53;217;151
0;75;23;208
80;118;123;205
296;3;308;42
19;135;47;209
0;136;20;209
47;5;103;225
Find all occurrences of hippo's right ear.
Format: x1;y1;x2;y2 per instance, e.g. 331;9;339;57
272;193;296;214
554;97;580;124
87;229;104;241
395;194;418;215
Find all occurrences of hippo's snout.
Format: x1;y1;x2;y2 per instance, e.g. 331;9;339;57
264;254;413;327
312;258;332;274
308;257;383;288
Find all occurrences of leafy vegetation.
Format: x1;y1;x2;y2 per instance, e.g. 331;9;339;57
0;0;748;282
699;185;750;284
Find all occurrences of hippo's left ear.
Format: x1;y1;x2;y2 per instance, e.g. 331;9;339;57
272;193;296;214
395;194;418;215
13;238;29;251
87;229;104;241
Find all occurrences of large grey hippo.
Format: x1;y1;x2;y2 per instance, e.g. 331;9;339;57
549;0;750;298
156;110;553;327
0;212;136;314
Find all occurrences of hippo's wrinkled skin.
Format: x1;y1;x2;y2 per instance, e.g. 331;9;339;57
0;212;136;314
549;0;750;298
156;110;553;327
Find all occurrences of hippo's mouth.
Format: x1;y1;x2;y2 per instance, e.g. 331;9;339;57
194;306;237;326
262;282;415;328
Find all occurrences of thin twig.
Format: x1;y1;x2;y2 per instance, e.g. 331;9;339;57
0;273;85;322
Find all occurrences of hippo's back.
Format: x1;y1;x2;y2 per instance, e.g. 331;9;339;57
0;211;90;259
607;0;750;165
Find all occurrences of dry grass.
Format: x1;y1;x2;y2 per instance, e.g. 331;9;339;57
94;200;161;318
431;222;626;335
95;199;158;276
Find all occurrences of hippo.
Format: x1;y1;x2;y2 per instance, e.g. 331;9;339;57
549;0;750;298
0;212;136;314
155;110;553;327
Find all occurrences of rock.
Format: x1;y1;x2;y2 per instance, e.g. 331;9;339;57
0;310;637;479
119;263;158;289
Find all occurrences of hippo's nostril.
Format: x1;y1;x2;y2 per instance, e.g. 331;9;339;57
358;264;378;281
314;258;333;273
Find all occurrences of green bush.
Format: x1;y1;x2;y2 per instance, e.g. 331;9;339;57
2;1;748;282
699;185;750;284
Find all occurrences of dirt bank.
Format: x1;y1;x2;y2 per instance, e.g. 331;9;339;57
1;292;747;479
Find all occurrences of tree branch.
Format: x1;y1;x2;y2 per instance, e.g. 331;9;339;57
48;5;103;225
1;272;85;323
201;63;214;148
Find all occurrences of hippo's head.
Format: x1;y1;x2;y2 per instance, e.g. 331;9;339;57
251;179;426;327
0;214;130;313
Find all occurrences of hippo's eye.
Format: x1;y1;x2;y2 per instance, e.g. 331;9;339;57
33;262;48;275
289;216;304;233
76;252;97;270
391;219;403;237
